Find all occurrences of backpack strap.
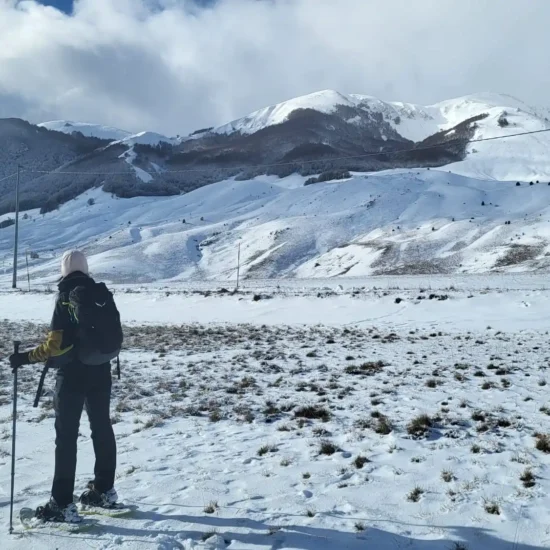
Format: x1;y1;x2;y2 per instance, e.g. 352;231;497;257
33;363;50;408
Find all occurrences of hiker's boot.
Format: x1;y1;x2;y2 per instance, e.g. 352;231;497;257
79;482;118;508
35;498;83;523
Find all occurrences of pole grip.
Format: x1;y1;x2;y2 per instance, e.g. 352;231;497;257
13;341;20;354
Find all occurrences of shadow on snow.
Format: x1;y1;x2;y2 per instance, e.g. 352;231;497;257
23;507;548;550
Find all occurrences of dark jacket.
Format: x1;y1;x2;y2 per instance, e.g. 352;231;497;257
28;272;95;366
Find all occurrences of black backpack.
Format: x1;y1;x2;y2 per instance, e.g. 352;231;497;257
33;282;123;408
68;282;123;366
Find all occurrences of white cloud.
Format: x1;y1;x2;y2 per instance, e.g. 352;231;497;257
1;0;549;135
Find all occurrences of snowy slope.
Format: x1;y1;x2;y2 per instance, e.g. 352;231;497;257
441;95;550;181
119;146;154;183
111;133;176;182
3;169;550;284
37;120;132;141
113;131;177;147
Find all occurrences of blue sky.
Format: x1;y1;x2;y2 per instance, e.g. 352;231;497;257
38;0;73;13
37;0;216;13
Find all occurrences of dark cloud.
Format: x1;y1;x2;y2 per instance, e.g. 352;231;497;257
1;0;549;136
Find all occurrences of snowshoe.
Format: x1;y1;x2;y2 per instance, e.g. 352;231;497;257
20;499;95;532
35;498;83;523
78;482;132;517
79;482;118;508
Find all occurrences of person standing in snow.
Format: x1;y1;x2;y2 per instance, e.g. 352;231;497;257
9;250;123;523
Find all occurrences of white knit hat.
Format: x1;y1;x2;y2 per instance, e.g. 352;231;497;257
61;250;89;278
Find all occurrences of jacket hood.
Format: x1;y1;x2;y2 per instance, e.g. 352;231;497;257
58;271;94;293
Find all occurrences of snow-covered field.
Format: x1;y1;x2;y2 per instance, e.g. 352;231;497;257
1;278;550;549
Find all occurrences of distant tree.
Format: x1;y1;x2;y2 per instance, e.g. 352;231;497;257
190;127;214;136
87;198;95;206
40;197;60;215
0;218;15;229
481;201;485;206
305;170;351;186
516;182;521;186
498;116;509;127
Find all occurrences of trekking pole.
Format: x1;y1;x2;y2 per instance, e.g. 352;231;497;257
9;340;21;534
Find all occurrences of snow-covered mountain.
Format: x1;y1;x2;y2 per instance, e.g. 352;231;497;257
211;90;549;141
1;89;550;281
32;90;550;187
1;89;542;215
203;90;550;181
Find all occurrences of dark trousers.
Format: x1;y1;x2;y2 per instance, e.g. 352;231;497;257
52;363;116;507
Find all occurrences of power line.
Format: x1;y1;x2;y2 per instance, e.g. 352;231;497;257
17;126;550;177
468;127;550;143
0;172;19;183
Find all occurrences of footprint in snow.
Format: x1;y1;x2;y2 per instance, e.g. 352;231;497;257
155;535;185;549
522;301;531;307
202;534;228;549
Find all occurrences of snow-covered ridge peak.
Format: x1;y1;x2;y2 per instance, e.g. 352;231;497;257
38;121;177;147
209;90;429;138
434;92;534;112
204;89;550;142
38;120;132;142
213;89;354;136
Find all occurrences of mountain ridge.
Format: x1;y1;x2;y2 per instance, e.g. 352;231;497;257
0;89;549;217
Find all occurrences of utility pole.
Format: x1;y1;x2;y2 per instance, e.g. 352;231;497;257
236;242;241;291
12;165;20;289
25;250;30;292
